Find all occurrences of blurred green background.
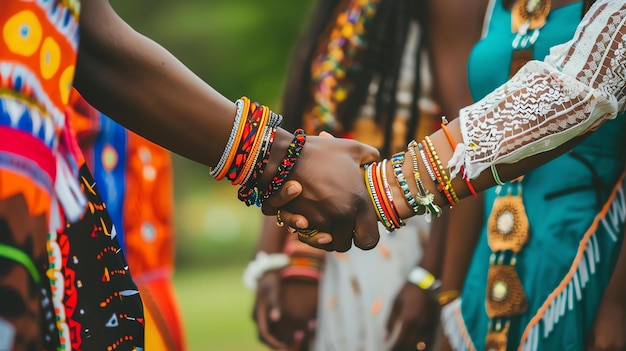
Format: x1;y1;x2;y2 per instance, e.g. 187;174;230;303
109;1;314;350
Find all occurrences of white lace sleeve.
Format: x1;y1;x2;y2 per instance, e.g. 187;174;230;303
453;0;626;180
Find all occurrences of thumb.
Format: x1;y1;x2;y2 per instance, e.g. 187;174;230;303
262;180;303;215
356;142;380;165
268;278;282;322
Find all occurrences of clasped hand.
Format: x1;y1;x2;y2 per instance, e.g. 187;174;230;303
262;132;380;252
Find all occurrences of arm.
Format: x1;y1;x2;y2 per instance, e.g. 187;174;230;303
385;216;447;350
75;0;381;250
282;1;626;249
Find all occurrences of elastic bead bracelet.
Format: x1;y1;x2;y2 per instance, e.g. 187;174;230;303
407;141;441;218
232;105;269;185
417;142;439;190
210;97;246;178
373;161;398;231
365;163;393;230
424;137;459;205
261;129;307;202
391;152;423;214
380;159;405;228
421;139;455;205
215;97;250;181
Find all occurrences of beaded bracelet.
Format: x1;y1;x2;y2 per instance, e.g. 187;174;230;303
261;129;307;202
227;101;267;183
391;152;423;214
365;163;393;230
232;105;270;185
417;142;439;190
374;161;400;230
423;137;459;205
238;112;283;206
407;141;441;218
425;136;459;203
210;98;247;178
421;139;455;205
380;159;405;228
441;117;477;197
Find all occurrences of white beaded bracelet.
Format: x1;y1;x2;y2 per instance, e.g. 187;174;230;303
242;252;290;291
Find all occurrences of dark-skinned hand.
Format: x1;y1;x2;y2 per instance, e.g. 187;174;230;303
253;271;319;351
386;283;439;351
263;132;380;252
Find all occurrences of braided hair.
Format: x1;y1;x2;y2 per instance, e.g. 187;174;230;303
280;0;426;158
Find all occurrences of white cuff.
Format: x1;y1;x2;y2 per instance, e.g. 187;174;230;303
407;266;441;291
242;252;290;291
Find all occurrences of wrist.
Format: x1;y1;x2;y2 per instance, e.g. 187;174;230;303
281;234;325;282
242;251;290;291
256;128;294;188
408;266;441;300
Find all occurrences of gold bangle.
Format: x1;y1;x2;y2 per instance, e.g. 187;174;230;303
437;290;461;306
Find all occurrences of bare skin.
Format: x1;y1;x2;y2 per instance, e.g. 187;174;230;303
75;0;381;250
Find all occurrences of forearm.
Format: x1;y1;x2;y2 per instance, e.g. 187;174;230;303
74;0;292;169
438;194;484;292
256;217;290;254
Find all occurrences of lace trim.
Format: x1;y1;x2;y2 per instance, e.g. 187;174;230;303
453;1;626;179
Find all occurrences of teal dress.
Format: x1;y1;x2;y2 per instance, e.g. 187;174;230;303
454;1;626;350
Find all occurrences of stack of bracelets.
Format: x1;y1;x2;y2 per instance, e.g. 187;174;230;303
210;96;307;207
281;234;325;282
366;116;478;232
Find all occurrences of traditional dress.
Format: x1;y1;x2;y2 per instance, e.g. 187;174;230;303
443;1;626;350
68;91;185;350
0;2;144;350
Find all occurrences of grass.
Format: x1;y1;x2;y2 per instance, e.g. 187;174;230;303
174;265;268;351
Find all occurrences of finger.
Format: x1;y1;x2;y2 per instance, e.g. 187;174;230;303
353;140;380;165
290;330;304;351
318;131;335;138
330;219;354;252
385;321;403;350
296;231;333;247
262;180;303;215
352;199;380;250
266;280;282;323
256;298;288;349
277;211;310;232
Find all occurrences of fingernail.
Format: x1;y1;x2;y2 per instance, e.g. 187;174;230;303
287;185;298;196
270;308;281;321
295;219;306;229
317;237;330;245
294;330;304;342
308;319;316;330
383;330;389;340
